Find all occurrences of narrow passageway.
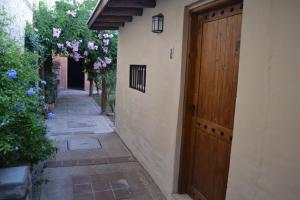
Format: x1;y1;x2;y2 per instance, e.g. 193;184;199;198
35;90;165;200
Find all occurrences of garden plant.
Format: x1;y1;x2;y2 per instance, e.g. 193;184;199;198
0;11;55;167
33;0;118;113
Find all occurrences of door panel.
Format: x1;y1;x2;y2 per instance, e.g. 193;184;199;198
185;3;243;200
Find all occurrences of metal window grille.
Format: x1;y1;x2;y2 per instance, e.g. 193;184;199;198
129;65;146;93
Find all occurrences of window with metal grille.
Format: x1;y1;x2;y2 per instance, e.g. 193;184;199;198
129;65;146;93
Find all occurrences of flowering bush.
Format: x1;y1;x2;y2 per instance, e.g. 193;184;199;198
33;0;118;112
0;12;55;167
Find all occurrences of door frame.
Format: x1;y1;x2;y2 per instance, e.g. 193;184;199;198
178;0;243;194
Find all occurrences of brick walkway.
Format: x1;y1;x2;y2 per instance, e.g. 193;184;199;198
34;90;165;200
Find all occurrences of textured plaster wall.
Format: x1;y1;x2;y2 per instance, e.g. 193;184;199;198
0;0;37;48
227;0;300;199
116;0;300;199
115;0;206;198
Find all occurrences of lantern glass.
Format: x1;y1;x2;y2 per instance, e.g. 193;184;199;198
152;14;164;33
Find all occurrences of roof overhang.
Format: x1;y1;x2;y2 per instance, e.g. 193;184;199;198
88;0;156;30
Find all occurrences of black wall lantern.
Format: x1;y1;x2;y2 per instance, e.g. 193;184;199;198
152;14;164;33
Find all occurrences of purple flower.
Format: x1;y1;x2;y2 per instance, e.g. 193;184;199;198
66;41;72;48
102;46;108;53
47;112;56;119
67;10;77;17
87;41;94;49
73;52;82;62
104;57;112;64
53;28;61;38
87;41;98;50
93;61;102;69
57;43;64;49
71;41;80;52
83;51;89;56
101;61;107;68
6;69;17;79
27;88;36;96
103;38;110;46
103;33;109;39
62;47;67;54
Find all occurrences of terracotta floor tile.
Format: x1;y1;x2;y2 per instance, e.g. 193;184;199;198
110;178;129;190
73;193;94;200
113;189;133;200
73;183;93;194
94;191;115;200
72;176;91;185
92;180;110;192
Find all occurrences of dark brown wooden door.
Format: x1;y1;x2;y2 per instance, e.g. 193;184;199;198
184;3;243;200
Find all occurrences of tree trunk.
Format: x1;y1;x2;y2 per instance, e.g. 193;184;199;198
89;80;93;96
101;77;107;114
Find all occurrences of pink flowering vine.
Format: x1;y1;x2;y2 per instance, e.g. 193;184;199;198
53;28;61;38
73;52;82;62
87;42;98;50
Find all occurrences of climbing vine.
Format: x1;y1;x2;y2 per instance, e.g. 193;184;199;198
33;0;118;112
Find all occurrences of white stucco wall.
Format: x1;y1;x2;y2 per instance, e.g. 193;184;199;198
226;0;300;199
115;0;300;199
0;0;37;47
116;0;199;198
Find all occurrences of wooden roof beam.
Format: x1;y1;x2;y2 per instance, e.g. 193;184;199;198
102;7;143;16
96;16;133;23
91;25;119;30
107;0;156;8
88;0;110;29
93;22;125;27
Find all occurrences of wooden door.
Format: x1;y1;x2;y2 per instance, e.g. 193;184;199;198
180;2;243;200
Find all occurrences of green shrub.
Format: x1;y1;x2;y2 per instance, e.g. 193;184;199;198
0;11;55;167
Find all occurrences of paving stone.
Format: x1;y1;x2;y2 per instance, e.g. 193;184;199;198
67;120;96;128
36;90;166;200
68;138;101;150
